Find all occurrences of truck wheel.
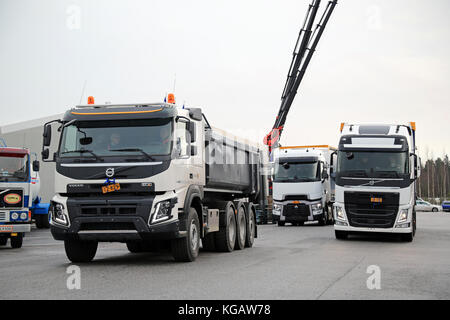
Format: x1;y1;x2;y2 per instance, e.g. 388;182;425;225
126;241;144;253
235;203;247;250
10;233;23;249
215;201;236;252
432;208;438;212
245;204;256;248
64;240;98;263
35;214;50;229
0;237;8;246
201;233;216;252
335;230;348;240
171;207;200;262
277;221;285;227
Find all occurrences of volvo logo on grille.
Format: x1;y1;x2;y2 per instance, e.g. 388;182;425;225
369;180;375;186
105;168;115;178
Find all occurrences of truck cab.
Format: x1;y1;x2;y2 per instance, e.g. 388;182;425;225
0;147;47;248
272;146;335;226
42;99;261;262
333;123;420;242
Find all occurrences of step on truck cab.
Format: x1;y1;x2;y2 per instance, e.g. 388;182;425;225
0;147;49;248
333;123;420;242
272;146;336;226
42;97;264;262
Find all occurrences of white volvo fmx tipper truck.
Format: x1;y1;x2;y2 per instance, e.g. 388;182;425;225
333;123;420;242
41;99;264;262
272;146;336;226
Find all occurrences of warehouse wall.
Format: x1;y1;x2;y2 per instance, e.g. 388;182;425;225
0;115;62;203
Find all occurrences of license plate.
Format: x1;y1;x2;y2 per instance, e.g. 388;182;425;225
102;183;121;194
0;225;13;233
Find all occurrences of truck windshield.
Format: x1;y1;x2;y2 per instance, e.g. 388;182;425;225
274;161;319;183
59;118;173;158
0;155;29;182
337;151;409;178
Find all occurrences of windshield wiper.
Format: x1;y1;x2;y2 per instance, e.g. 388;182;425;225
109;148;155;161
61;150;103;161
375;171;401;178
343;170;368;177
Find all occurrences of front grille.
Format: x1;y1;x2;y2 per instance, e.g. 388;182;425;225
284;203;310;217
80;205;137;216
345;192;399;228
0;212;6;222
79;222;136;231
284;195;308;201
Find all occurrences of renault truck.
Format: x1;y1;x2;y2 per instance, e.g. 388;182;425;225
272;146;336;226
333;123;420;242
41;97;263;262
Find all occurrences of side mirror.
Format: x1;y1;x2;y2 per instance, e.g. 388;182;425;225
188;122;196;143
32;160;40;172
322;170;329;180
42;149;49;160
43;124;52;147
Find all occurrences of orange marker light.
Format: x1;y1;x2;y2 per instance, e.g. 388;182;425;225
167;93;175;104
88;96;95;105
340;123;345;132
410;122;416;131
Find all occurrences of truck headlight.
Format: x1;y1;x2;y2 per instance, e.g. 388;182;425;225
312;203;323;212
20;212;28;221
51;203;69;226
398;209;408;223
273;204;282;215
335;206;346;221
151;199;176;224
10;212;19;221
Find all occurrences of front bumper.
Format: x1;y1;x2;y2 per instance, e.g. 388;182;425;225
334;223;412;234
0;223;31;233
274;201;323;223
51;216;185;242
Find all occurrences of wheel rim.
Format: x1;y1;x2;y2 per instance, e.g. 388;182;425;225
190;220;199;251
239;208;246;242
249;212;255;241
228;208;236;244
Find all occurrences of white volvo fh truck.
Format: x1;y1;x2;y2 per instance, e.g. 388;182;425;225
272;146;336;226
41;98;264;262
333;123;420;242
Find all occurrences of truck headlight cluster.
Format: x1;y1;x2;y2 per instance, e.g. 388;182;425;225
150;199;177;224
335;206;346;221
10;211;29;222
398;209;409;223
273;204;282;215
312;203;323;213
50;202;69;227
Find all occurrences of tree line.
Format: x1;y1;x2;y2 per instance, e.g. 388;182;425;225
417;155;449;204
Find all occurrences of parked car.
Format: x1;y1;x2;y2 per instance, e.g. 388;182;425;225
441;201;450;212
415;200;440;212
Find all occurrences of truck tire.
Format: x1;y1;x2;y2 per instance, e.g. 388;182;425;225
0;237;7;246
432;207;438;212
64;240;98;263
126;241;145;253
235;202;247;250
245;203;256;248
201;233;216;252
10;233;23;249
335;230;348;240
171;207;200;262
277;221;285;227
35;214;50;229
215;201;236;252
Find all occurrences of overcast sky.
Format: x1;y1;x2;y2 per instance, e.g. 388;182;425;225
1;0;449;158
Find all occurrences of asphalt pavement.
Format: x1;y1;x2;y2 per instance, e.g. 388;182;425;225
1;211;449;300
